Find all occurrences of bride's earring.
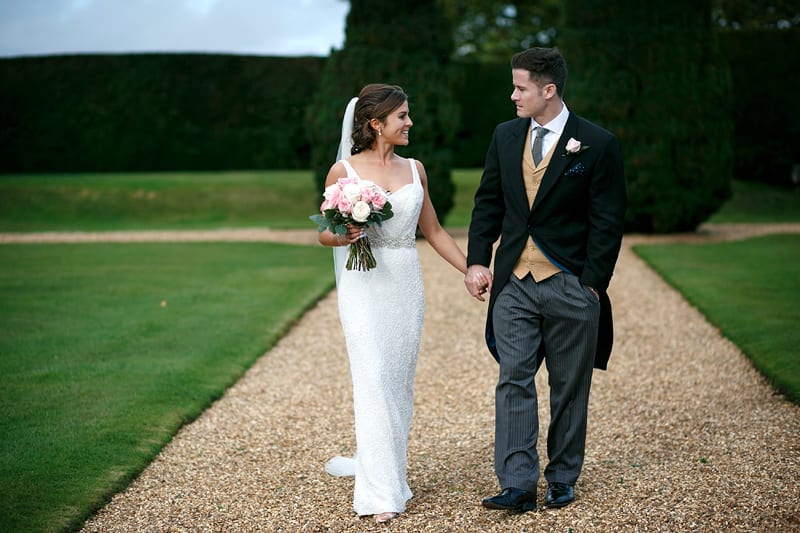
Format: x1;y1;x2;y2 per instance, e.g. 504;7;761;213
377;128;382;136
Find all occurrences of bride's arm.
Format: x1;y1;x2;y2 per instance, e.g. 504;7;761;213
415;160;468;274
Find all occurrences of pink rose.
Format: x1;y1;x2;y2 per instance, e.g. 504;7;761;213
563;137;590;156
337;197;353;214
360;187;376;204
566;138;582;153
371;193;387;210
321;185;342;211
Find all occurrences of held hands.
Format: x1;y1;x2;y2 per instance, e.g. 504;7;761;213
465;265;493;301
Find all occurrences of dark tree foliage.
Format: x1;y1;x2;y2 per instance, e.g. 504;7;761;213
441;0;799;63
560;0;734;233
440;0;563;60
713;0;800;29
306;0;458;223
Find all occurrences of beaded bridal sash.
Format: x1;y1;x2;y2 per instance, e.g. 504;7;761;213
369;236;416;249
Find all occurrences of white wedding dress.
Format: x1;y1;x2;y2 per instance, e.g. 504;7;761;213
327;157;424;516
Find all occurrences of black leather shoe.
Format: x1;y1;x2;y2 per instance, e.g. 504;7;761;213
482;487;537;512
544;482;574;508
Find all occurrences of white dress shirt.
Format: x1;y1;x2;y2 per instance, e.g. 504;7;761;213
531;103;570;158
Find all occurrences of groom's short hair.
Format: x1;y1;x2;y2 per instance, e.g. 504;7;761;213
512;47;567;97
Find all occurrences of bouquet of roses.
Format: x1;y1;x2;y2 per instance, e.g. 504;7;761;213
310;176;394;271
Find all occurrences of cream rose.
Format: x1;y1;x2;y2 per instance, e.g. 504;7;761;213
351;201;371;223
343;182;362;203
565;137;582;153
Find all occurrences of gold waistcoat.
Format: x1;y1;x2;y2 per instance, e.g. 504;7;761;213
512;127;561;282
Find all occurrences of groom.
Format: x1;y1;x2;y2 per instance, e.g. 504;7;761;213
464;47;626;512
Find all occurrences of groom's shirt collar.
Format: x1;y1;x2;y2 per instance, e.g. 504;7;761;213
530;103;569;156
530;102;569;136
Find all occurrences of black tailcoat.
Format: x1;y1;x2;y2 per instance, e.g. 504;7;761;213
467;113;627;369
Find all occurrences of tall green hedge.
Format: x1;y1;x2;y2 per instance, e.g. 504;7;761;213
1;25;795;232
560;0;733;233
451;61;516;168
718;28;800;187
0;53;324;172
306;0;458;223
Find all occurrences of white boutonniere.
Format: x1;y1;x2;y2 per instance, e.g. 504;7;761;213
563;137;590;156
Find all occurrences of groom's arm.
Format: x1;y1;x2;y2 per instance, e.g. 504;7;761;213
465;126;505;301
581;131;626;292
467;127;505;268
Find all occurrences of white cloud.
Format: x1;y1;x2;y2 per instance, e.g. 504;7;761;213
0;0;349;57
67;0;94;11
183;0;220;16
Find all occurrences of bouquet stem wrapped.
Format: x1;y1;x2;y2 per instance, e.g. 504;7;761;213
310;176;393;272
346;234;376;271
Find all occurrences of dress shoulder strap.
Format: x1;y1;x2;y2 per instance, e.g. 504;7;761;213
340;159;359;178
408;158;420;184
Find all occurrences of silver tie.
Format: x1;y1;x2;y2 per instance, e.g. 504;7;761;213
532;126;548;166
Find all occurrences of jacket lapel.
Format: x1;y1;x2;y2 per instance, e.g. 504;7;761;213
531;112;577;214
504;118;532;215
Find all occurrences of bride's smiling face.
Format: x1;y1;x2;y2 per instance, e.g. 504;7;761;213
380;102;412;146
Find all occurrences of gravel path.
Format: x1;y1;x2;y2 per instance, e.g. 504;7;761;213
13;224;796;532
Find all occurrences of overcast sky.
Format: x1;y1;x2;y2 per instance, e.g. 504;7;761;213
0;0;350;58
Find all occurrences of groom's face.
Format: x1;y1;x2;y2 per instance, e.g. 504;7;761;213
511;68;548;120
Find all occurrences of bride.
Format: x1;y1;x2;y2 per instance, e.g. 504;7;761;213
317;83;468;524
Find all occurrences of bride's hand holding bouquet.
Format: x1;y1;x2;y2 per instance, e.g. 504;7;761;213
310;176;394;271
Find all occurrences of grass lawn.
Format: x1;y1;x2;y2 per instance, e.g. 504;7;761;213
0;242;334;532
4;171;796;232
0;169;485;232
709;179;800;223
633;234;800;404
0;171;322;232
448;169;483;228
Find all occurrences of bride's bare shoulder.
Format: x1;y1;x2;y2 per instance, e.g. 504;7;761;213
324;160;348;186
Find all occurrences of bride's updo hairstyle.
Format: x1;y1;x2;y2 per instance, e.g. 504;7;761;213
350;83;407;155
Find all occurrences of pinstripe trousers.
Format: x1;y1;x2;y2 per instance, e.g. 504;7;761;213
492;271;600;492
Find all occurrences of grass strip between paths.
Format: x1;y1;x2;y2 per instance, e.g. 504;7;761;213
0;171;322;232
633;234;800;404
0;170;487;232
2;171;799;232
0;241;334;532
